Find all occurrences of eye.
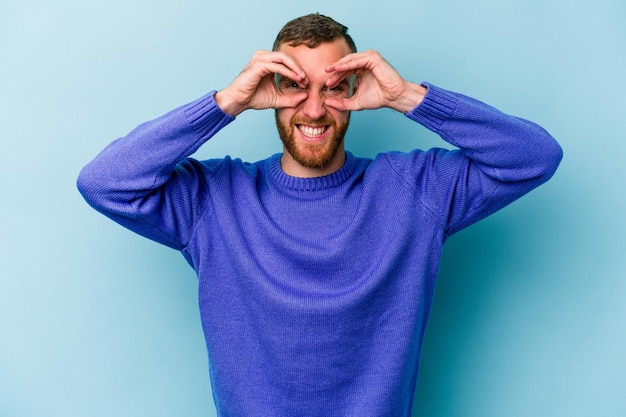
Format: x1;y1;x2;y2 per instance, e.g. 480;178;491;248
285;81;302;91
322;84;346;97
274;74;304;95
322;74;357;98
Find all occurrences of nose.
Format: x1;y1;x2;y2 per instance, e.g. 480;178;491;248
301;91;327;120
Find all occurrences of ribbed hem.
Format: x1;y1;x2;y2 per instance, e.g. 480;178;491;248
267;152;357;191
405;83;458;133
184;91;235;140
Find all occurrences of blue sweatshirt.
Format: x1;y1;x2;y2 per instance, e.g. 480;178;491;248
77;83;562;416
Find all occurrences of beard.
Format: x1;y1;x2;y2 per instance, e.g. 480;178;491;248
275;111;350;170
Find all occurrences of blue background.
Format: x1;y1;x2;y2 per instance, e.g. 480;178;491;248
1;1;625;416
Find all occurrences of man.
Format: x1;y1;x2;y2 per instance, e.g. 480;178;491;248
78;13;562;417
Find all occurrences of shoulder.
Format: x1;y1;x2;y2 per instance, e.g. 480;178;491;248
372;148;459;175
178;155;265;183
366;148;469;203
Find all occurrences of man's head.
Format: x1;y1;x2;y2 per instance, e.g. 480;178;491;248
273;14;357;177
272;13;357;53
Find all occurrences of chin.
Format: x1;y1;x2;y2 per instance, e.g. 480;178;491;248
275;111;350;170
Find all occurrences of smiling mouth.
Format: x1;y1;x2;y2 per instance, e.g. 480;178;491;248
297;124;328;138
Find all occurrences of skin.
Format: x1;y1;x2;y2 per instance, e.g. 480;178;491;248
215;38;428;178
274;40;353;176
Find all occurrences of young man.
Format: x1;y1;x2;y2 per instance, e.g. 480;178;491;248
78;13;562;417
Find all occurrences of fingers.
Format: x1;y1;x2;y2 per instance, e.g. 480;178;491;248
324;54;360;89
224;50;310;113
325;50;383;76
326;50;411;111
324;97;354;112
251;50;307;84
227;49;405;113
274;92;308;109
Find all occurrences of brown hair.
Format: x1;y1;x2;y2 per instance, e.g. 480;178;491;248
272;13;357;52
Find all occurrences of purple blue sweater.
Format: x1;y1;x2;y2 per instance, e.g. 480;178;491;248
77;83;562;416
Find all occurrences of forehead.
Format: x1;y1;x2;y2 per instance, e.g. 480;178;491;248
277;39;351;77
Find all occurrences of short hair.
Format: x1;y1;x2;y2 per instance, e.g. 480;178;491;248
272;13;357;53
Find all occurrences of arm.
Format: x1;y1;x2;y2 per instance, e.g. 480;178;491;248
325;51;563;235
78;50;312;248
400;83;563;235
77;92;234;249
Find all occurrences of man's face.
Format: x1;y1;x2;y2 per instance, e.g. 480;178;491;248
275;39;352;176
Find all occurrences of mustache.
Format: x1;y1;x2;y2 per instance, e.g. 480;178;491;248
290;115;336;126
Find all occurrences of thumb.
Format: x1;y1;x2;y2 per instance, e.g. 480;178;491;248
275;92;308;109
325;97;357;112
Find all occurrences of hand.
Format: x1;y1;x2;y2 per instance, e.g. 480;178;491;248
323;50;427;114
215;50;309;116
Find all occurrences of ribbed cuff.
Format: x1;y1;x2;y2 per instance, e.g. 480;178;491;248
404;83;458;133
184;90;235;140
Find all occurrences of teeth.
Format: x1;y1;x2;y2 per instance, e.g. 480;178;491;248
298;125;326;137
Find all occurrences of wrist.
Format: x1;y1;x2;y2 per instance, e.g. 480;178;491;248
215;89;246;117
390;82;427;114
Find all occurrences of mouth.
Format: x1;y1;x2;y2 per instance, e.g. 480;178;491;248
297;124;329;139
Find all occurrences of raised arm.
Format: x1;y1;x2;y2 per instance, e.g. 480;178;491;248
396;83;563;236
325;50;562;235
77;49;316;248
77;92;234;249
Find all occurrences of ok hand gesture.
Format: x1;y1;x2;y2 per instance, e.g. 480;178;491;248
323;50;427;114
215;50;309;116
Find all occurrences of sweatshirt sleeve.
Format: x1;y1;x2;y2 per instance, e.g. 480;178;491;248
77;91;235;249
391;83;563;237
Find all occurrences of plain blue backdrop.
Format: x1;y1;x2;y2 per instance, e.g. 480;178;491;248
1;1;625;416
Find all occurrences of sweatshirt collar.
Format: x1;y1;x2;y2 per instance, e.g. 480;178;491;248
267;152;356;191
